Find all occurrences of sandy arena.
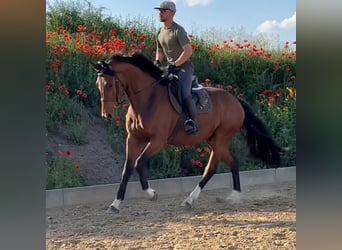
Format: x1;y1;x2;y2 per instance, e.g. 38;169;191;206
46;180;296;249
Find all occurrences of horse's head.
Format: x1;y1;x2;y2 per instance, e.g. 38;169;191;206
91;60;125;120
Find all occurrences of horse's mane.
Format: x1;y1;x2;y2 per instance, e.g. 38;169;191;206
107;53;163;80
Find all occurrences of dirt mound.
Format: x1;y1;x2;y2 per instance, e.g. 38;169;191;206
45;115;139;186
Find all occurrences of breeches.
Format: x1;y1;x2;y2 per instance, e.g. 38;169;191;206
177;61;194;100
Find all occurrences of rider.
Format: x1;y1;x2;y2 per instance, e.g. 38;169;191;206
154;1;199;135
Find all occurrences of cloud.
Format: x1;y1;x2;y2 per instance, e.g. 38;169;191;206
255;12;296;35
182;0;213;7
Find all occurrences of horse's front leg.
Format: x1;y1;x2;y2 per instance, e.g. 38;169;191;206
135;138;165;201
109;135;142;212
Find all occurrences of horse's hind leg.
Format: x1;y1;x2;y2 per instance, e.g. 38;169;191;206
181;149;219;208
181;136;226;207
221;150;243;203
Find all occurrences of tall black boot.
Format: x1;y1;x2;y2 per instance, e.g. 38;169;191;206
183;97;199;135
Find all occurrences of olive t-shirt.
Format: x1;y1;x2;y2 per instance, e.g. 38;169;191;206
157;21;190;63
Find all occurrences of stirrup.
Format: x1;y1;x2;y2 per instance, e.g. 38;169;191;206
184;119;198;135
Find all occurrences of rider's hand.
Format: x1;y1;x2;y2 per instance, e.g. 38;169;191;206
154;60;160;67
167;62;177;73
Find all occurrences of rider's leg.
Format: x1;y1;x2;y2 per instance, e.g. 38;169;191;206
178;61;198;135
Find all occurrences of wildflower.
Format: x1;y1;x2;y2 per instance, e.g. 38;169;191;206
200;153;206;158
204;147;210;153
290;75;296;81
115;117;121;127
76;89;83;95
82;93;88;99
64;90;69;96
285;65;291;73
268;96;276;105
262;89;273;95
57;150;63;156
210;60;214;65
226;85;233;91
65;150;71;156
75;164;81;170
205;78;211;83
287;87;296;98
196;147;202;153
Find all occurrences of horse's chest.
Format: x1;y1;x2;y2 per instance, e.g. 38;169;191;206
127;117;147;133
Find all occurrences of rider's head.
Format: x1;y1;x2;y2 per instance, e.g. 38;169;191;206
154;1;176;22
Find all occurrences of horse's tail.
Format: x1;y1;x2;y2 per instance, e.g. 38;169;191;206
238;98;284;167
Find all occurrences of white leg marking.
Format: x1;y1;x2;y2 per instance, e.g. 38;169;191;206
181;185;201;206
225;190;242;203
145;188;156;199
110;198;121;210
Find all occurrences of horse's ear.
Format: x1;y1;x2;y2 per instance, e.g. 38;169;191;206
91;61;102;72
100;60;108;68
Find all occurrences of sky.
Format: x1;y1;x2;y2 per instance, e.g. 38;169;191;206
80;0;296;46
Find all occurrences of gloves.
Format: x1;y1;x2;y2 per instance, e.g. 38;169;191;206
167;62;177;74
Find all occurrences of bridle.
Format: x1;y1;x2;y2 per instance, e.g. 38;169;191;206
97;64;125;106
98;60;163;100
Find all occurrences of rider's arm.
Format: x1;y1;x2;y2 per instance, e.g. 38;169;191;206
174;43;192;67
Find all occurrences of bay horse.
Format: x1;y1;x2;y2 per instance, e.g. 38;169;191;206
91;53;283;212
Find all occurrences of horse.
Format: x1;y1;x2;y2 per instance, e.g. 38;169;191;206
91;53;284;212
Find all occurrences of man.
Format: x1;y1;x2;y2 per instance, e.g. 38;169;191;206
154;1;198;135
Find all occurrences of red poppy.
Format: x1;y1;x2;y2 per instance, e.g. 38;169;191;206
262;89;273;95
285;65;291;73
204;147;211;153
115;117;121;127
226;85;233;91
75;164;81;170
65;150;71;156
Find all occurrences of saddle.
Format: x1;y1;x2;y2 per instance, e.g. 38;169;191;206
165;74;213;143
167;75;212;114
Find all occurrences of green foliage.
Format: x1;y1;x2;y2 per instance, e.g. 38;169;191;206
45;81;92;146
149;147;182;179
46;150;83;189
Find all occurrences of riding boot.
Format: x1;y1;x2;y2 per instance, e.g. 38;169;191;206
183;96;199;135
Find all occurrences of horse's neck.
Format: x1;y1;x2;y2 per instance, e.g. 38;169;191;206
118;68;165;115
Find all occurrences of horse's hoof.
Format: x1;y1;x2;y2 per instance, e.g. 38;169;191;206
107;205;119;213
150;192;158;201
181;200;193;209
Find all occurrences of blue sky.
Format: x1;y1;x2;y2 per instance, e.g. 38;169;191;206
88;0;296;45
